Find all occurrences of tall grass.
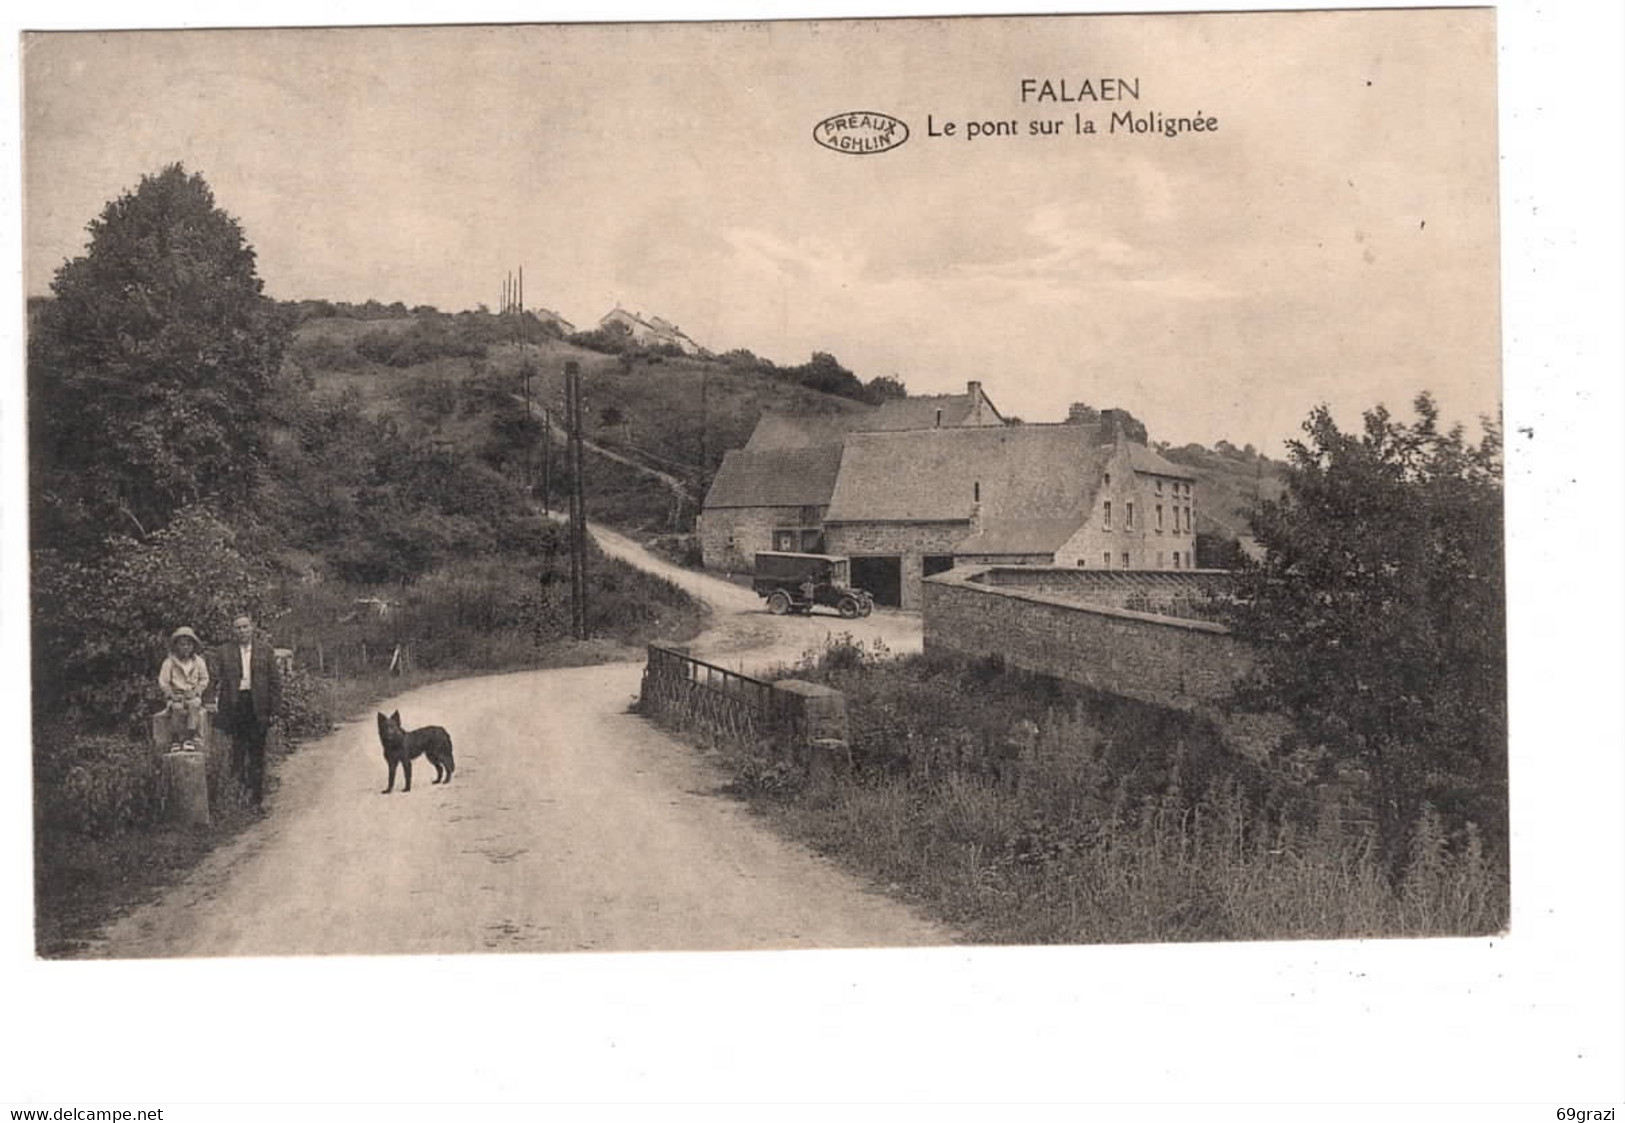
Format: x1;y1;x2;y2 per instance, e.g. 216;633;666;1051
691;643;1508;944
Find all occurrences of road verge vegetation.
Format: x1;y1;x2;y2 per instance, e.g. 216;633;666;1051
670;635;1506;945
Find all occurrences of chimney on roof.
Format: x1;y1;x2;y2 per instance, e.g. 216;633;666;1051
1100;408;1125;440
967;381;983;424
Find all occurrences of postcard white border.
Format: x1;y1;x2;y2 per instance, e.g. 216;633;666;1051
2;0;1620;1112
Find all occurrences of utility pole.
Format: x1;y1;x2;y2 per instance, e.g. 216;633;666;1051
565;360;589;640
699;367;709;470
518;264;532;495
540;407;552;514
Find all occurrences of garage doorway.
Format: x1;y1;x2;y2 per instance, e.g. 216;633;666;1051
850;555;902;607
923;555;955;578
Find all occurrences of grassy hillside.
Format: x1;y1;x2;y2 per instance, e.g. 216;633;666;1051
1160;441;1285;542
287;309;875;537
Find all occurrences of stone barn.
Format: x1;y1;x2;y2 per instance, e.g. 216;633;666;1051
699;382;1006;574
695;445;844;573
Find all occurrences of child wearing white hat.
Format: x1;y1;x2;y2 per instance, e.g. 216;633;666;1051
157;626;211;751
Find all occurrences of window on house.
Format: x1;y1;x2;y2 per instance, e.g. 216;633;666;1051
1103;500;1112;530
1185;506;1193;532
1077;558;1086;568
973;481;980;503
1103;552;1111;567
1121;552;1130;569
1172;551;1181;569
1104;472;1111;486
1156;504;1164;532
1155;479;1163;494
1126;502;1135;529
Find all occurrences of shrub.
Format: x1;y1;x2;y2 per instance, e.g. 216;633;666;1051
35;730;163;837
354;320;487;368
289;333;366;372
566;328;630;355
274;666;332;741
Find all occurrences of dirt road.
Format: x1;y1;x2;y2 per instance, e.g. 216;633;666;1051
86;528;943;957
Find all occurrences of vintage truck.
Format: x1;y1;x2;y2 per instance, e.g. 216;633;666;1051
752;551;875;618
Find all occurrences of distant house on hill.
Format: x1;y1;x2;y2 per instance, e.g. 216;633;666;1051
533;308;575;335
598;307;704;355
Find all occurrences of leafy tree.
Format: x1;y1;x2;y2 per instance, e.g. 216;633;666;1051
31;508;274;725
29;164;288;551
721;348;770;372
792;351;865;399
863;374;908;404
1064;403;1149;444
1224;394;1505;876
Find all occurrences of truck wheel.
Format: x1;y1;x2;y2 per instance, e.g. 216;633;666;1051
859;598;874;617
838;596;862;619
767;591;791;616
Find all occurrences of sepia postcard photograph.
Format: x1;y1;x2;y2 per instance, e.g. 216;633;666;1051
3;1;1620;1116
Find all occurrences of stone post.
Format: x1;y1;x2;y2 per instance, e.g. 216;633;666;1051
151;708;215;826
771;679;850;781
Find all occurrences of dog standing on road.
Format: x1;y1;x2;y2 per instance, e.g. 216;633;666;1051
376;710;455;794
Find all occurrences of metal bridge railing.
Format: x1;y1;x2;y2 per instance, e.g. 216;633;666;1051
640;643;779;745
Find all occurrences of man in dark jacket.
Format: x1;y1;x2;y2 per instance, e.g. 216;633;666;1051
214;613;282;810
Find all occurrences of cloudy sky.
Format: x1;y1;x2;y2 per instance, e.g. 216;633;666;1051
22;10;1499;451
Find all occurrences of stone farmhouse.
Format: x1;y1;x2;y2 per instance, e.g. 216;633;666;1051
699;382;1002;573
598;307;704;355
699;383;1197;609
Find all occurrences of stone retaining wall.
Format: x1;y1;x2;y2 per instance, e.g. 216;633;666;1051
922;567;1253;715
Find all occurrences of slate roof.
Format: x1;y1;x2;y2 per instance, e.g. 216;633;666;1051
745;411;872;452
864;390;1007;430
824;424;1112;528
702;446;845;509
1128;444;1197;480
